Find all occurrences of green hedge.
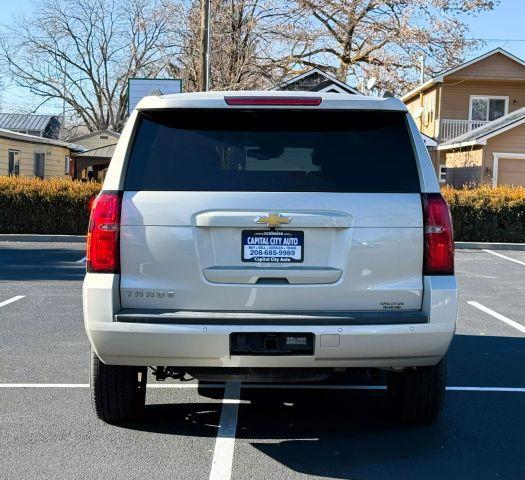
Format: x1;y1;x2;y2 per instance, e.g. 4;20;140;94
1;178;525;242
442;185;525;243
0;177;101;235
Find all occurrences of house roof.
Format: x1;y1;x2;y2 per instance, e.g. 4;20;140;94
74;143;116;158
421;133;438;147
274;68;360;94
438;106;525;151
402;48;525;102
0;113;59;131
0;127;85;151
69;129;120;142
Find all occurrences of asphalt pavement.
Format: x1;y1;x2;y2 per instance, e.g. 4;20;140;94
0;241;524;479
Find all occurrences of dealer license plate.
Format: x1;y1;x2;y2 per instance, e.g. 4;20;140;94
241;230;304;263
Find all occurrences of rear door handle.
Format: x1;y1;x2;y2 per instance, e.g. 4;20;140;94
203;266;342;284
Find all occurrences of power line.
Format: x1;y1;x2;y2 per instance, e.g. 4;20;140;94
467;38;525;42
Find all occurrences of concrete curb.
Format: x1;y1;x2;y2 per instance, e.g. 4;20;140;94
455;241;525;251
0;234;86;243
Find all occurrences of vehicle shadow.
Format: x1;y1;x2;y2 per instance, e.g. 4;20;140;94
125;335;525;479
241;389;524;479
0;246;85;281
127;398;224;438
130;385;523;479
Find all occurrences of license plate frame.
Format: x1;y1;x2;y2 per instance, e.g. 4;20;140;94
241;230;304;263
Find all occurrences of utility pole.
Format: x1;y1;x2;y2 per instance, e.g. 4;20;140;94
420;55;426;84
200;0;211;91
61;66;66;140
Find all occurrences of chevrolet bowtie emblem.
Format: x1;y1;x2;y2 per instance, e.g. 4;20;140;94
255;213;292;227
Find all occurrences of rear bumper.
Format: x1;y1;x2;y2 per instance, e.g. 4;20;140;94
83;274;457;368
113;309;429;325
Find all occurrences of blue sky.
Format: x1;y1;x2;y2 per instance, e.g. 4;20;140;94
0;0;524;113
463;0;525;58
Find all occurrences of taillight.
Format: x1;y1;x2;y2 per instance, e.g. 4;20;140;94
422;193;454;275
86;191;122;273
224;96;322;106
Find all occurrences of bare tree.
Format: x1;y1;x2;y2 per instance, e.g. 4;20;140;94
268;0;498;93
211;0;277;90
169;0;279;91
0;0;500;128
166;1;201;91
0;0;180;133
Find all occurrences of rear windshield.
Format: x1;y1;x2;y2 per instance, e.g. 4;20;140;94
124;109;420;193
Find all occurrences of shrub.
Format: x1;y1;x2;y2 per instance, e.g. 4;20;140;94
1;178;525;241
442;185;525;243
0;177;101;235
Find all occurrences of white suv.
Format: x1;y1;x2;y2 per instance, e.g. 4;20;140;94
84;91;457;424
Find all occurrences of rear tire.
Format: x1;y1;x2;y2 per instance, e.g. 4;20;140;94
387;358;446;423
91;351;147;423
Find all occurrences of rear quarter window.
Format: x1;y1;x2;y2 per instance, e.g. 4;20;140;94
124;109;420;193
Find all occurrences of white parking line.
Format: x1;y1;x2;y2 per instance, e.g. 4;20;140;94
468;301;525;334
0;383;524;392
209;381;241;480
0;383;90;388
446;386;525;392
0;383;215;389
0;295;25;308
483;249;525;266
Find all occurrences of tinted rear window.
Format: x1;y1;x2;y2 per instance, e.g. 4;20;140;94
124;109;419;192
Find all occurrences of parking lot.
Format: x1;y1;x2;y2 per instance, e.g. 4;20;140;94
1;240;524;480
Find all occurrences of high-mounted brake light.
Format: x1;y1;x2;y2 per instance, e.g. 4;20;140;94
86;191;122;273
422;193;454;275
224;96;322;106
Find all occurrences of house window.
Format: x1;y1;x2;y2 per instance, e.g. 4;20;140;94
65;156;70;175
33;152;45;178
470;96;508;122
439;165;447;183
8;150;20;176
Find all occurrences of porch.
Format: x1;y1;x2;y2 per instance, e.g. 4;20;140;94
439;119;489;142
